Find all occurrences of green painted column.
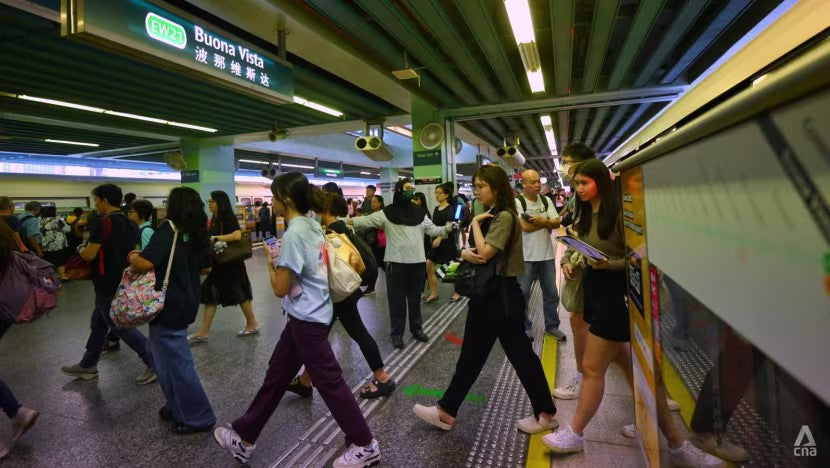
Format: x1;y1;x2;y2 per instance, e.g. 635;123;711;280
411;96;455;213
181;137;236;206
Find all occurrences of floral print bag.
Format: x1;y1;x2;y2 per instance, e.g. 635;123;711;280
109;220;178;328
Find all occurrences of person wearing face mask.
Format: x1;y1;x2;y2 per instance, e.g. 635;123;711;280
557;143;597;225
348;179;455;349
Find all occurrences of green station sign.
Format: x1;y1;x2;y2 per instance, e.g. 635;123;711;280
62;0;294;104
317;167;343;179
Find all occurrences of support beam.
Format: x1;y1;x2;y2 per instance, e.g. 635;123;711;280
445;85;687;121
0;113;180;142
72;142;180;158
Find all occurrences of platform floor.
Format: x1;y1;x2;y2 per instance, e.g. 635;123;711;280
0;248;682;467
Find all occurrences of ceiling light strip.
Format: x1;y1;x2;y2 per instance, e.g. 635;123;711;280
504;0;545;93
43;139;99;147
293;96;344;118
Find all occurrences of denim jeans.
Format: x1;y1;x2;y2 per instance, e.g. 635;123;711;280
148;324;215;428
80;293;154;369
517;260;561;332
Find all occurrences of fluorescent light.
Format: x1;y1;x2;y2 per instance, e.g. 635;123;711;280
527;70;545;93
19;95;105;113
504;0;535;43
103;111;167;124
540;114;558;155
540;115;552;126
553;158;561;170
386;126;413;138
456;173;464;177
752;74;768;87
280;163;314;170
293;96;343;117
11;93;217;133
239;159;271;165
43;139;99;147
360;171;372;175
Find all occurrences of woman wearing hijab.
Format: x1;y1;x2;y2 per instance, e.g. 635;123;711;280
349;179;454;349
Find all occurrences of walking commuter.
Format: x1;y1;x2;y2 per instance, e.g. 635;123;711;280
17;201;43;257
128;200;154;250
286;190;396;400
0;222;39;460
413;164;558;435
39;205;71;280
214;172;381;468
423;183;461;303
515;169;565;340
359;194;385;296
257;202;271;239
61;184;156;384
128;187;216;435
188;190;260;343
541;160;724;468
349;179;454;349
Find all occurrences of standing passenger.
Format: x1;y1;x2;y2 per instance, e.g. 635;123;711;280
188;190;260;343
128;200;154;251
349;179;454;349
214;172;381;467
129;187;216;434
17;202;43;258
39;205;71;280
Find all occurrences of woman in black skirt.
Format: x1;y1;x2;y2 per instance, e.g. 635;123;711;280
422;183;460;303
188;190;260;344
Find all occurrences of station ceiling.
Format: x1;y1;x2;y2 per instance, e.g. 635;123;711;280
286;0;786;173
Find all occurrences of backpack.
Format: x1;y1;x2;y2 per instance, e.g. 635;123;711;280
343;226;377;286
17;214;36;250
517;194;550;213
323;229;365;303
0;251;60;323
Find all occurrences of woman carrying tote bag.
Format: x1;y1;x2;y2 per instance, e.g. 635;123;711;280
128;187;216;434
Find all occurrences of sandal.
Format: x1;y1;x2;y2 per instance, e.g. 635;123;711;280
448;295;462;303
236;325;261;337
359;378;396;399
421;295;439;304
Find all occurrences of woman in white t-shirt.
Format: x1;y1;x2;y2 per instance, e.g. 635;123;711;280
214;172;380;468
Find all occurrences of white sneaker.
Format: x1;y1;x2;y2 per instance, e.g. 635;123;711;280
516;414;559;434
689;433;750;463
332;439;381;468
670;440;727;468
667;398;681;411
553;377;581;400
621;423;636;438
214;426;255;464
541;425;584;453
413;404;453;430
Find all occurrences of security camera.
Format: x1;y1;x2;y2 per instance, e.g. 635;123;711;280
268;128;290;142
497;146;526;167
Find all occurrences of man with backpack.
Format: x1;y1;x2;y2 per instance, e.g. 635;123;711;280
17;202;43;258
61;184;156;385
515;169;565;341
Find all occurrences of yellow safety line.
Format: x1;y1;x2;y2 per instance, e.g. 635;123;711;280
525;334;558;468
661;355;695;426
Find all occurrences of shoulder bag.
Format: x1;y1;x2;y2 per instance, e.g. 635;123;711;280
453;212;516;298
109;220;178;328
213;222;253;265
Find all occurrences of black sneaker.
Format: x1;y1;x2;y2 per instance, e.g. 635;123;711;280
172;420;214;435
286;377;312;398
412;331;429;343
159;406;174;421
391;336;404;349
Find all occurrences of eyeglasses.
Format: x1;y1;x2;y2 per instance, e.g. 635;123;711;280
473;184;487;192
206;199;215;203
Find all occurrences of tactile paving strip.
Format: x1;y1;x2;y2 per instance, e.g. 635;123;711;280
465;283;544;468
660;307;803;468
270;298;469;468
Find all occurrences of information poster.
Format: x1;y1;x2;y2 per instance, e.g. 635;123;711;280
622;166;659;467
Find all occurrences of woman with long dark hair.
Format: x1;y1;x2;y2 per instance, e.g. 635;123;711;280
361;194;385;295
286;191;395;400
543;160;724;467
129;187;216;434
214;173;381;467
422;182;461;303
412;165;557;434
349;179;453;349
188;190;259;343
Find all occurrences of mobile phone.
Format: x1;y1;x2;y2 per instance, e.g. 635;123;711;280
453;204;463;222
520;212;532;221
263;236;280;266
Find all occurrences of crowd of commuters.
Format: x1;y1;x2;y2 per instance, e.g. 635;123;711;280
0;143;732;467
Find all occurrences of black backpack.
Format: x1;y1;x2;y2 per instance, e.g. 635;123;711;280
517;194;550;213
344;227;377;286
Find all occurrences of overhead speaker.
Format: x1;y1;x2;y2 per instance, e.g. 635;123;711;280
418;122;444;150
454;138;463;154
496;146;526;167
260;164;278;179
355;136;393;162
164;151;187;171
268;128;290;142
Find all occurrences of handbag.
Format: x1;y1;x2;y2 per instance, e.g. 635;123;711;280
560;251;585;312
109;221;178;328
454;211;516;298
213;222;253;265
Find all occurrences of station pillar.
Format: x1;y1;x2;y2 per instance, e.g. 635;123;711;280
411;96;456;213
181;137;236;207
378;167;399;203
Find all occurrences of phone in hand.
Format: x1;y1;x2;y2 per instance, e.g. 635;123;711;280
263;236;280;267
520;212;532;221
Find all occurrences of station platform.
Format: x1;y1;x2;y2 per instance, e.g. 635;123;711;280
0;249;687;467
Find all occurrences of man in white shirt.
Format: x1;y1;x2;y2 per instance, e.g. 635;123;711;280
515;169;565;341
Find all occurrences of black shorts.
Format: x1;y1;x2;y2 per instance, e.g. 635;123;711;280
581;267;630;342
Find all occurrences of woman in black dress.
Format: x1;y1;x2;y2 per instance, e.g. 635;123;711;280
423;183;460;303
188;191;260;343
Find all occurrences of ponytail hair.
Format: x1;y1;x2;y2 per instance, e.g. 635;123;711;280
271;172;322;214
